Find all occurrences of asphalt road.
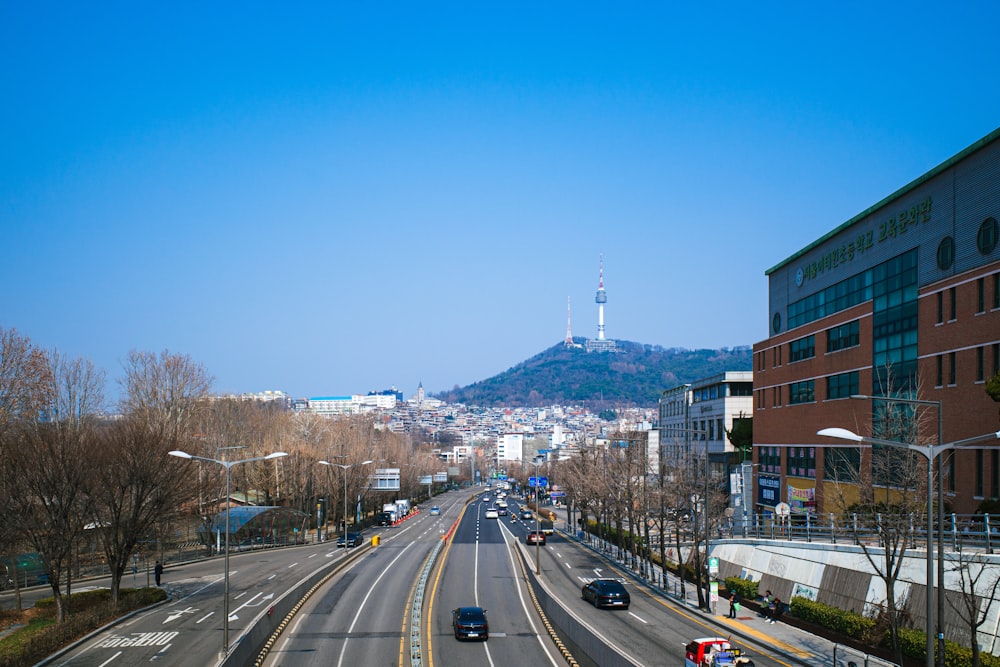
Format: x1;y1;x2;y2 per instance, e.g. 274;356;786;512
15;487;809;667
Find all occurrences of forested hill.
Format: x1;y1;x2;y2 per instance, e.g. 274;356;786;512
433;340;752;408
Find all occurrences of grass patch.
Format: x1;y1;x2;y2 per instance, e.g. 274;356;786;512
0;588;166;667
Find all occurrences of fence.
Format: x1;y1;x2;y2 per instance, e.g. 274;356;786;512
715;512;1000;553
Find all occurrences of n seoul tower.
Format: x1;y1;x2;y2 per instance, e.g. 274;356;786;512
595;254;607;340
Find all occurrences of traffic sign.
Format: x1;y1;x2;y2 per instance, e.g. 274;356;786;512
549;491;566;497
528;476;548;488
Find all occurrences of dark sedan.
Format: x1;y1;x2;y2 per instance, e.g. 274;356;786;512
582;578;630;609
452;606;489;640
336;531;363;548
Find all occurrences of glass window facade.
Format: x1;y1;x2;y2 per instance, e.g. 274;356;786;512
789;380;815;404
787;447;816;478
826;371;859;400
788;271;874;330
872;249;919;394
827;320;860;353
789;335;815;362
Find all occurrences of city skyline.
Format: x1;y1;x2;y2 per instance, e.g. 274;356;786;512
2;3;999;402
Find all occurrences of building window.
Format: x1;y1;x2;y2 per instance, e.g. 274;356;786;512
872;249;919;394
978;347;986;383
789;335;815;362
825;447;860;480
789;380;815;404
937;355;944;387
827;320;860;352
773;386;781;407
978;278;986;314
994;343;1000;375
787;447;816;478
950;351;957;385
827;371;859;400
977;449;985;497
945;450;955;494
937;236;955;270
994;273;1000;310
788;268;874;330
759;446;781;474
936;291;943;324
950;287;957;320
979;217;999;255
992;450;999;499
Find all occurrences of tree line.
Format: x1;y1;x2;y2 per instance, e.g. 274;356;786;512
0;326;437;625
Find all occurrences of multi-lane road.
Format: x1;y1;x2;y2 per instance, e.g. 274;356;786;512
17;486;802;666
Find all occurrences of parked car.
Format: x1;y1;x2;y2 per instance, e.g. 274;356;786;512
484;508;499;519
582;578;630;609
336;531;363;548
452;606;489;640
526;531;546;545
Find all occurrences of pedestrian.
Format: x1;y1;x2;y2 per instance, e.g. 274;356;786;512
154;560;163;587
728;591;740;618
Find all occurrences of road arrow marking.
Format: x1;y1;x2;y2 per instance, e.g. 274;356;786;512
163;607;197;624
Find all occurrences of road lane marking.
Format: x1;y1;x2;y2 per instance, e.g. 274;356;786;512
196;612;214;623
97;651;121;666
628;611;648;624
338;542;414;667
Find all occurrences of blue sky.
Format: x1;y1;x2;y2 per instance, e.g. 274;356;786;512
3;2;998;402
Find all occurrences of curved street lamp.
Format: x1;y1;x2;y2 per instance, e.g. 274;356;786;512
319;459;374;549
168;449;287;657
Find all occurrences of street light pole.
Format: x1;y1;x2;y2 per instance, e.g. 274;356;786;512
168;449;288;657
320;459;374;548
818;425;1000;667
850;393;946;667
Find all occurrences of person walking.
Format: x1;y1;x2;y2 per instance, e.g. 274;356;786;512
728;591;740;618
154;560;164;587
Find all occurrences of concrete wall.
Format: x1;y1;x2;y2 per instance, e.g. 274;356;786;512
711;538;1000;655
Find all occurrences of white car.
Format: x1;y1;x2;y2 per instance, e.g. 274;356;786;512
485;508;499;519
496;500;508;508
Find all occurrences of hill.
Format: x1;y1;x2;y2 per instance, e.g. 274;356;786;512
433;340;752;408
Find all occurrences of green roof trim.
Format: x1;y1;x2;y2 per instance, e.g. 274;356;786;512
766;126;1000;276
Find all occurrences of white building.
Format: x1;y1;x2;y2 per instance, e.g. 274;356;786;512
658;371;753;462
495;433;524;465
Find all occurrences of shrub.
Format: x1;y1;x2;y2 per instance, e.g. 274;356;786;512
791;597;875;641
723;577;758;602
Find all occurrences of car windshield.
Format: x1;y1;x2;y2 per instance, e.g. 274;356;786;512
458;609;484;621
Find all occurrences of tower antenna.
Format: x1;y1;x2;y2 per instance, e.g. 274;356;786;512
565;297;574;346
595;254;607;341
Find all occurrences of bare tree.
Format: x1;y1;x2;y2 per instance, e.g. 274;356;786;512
827;375;934;665
3;352;104;622
88;414;190;605
118;349;212;445
0;327;53;612
0;326;53;431
944;551;1000;667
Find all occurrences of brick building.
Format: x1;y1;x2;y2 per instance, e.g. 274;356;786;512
753;127;1000;516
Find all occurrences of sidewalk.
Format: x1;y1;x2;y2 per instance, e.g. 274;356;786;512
542;502;841;667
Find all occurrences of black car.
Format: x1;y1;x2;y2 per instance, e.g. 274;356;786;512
336;531;363;548
582;578;630;609
452;606;489;640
